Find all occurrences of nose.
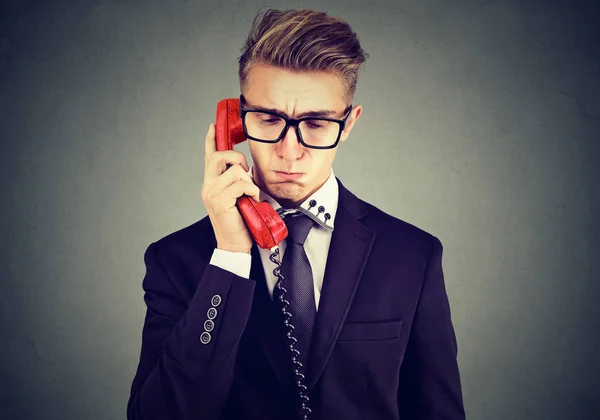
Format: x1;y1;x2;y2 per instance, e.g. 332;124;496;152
276;124;303;160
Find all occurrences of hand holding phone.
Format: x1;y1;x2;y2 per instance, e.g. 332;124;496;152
201;121;257;254
201;98;287;252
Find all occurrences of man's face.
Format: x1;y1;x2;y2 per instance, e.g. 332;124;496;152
243;64;362;208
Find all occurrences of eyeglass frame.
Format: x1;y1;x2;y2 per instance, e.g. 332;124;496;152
238;94;353;150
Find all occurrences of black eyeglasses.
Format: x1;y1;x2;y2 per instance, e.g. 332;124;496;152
239;95;353;150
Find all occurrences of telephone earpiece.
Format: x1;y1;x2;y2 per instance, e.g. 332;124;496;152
215;98;246;151
215;98;288;249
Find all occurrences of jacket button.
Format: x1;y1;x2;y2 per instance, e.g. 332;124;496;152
211;295;222;307
204;319;215;332
200;332;211;345
207;307;218;320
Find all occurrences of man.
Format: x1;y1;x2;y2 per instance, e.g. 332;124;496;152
127;8;465;420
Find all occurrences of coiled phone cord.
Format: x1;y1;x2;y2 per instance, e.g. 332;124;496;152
269;247;312;420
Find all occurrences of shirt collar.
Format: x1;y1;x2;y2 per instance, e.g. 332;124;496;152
250;168;338;231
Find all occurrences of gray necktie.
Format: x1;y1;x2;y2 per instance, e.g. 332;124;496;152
279;214;316;370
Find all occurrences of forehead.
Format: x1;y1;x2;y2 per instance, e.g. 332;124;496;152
244;64;347;111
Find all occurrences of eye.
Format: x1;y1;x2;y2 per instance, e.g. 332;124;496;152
258;114;282;125
262;118;278;124
304;120;326;129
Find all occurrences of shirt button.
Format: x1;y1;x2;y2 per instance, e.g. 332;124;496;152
204;319;215;332
207;307;218;320
211;295;222;307
200;332;211;345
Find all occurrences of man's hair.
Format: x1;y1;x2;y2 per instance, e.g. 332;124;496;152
238;8;368;105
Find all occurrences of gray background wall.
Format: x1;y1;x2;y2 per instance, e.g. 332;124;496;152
1;0;598;419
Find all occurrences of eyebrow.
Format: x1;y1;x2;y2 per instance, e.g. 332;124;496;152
240;95;341;119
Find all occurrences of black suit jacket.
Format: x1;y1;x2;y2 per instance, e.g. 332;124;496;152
127;178;465;419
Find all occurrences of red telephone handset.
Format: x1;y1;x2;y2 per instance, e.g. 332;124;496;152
215;98;288;249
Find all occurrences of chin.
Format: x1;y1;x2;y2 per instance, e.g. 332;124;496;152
267;182;306;203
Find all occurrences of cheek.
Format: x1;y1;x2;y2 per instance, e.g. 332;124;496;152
312;150;336;173
248;143;271;166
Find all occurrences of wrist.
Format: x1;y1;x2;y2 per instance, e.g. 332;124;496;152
217;244;251;254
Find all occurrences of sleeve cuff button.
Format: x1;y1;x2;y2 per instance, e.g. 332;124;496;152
200;332;211;345
211;295;222;307
204;319;215;332
207;307;218;320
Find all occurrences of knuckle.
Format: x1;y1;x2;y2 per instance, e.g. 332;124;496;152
208;188;220;202
212;153;225;168
235;180;248;195
204;185;219;202
232;164;246;177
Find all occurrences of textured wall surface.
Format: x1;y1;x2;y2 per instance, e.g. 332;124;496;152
0;0;598;419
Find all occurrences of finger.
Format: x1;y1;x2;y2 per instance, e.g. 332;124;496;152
204;123;250;172
203;123;217;182
219;179;260;206
248;185;261;203
206;164;254;200
205;123;216;159
205;151;250;182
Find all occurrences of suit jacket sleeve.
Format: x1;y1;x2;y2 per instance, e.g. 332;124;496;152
397;236;466;419
127;241;256;420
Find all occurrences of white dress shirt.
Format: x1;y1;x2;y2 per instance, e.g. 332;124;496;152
209;168;338;310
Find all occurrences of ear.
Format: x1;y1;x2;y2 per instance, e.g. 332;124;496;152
339;105;362;143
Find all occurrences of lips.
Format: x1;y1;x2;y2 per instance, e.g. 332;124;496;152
274;171;304;180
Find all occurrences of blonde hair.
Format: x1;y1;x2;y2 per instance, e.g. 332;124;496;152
238;8;368;104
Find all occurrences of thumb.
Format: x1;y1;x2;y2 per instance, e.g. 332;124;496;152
246;166;261;202
250;184;261;203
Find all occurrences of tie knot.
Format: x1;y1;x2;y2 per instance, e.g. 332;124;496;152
284;215;314;245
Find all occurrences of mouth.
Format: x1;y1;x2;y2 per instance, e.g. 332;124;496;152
274;171;305;181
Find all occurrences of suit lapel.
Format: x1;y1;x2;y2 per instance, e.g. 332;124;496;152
306;179;376;391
